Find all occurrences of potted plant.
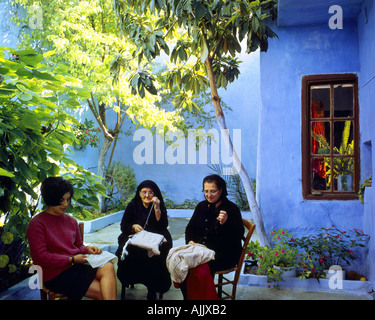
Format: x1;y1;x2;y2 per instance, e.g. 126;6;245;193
257;229;307;287
244;240;262;274
358;174;372;203
312;120;354;190
291;225;368;280
335;121;354;190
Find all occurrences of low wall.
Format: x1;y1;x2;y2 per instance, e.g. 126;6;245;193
78;211;123;233
239;273;374;299
79;209;253;233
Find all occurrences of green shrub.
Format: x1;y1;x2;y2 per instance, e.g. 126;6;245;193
103;162;137;212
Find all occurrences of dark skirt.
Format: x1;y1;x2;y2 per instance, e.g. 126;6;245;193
117;242;171;294
44;264;98;300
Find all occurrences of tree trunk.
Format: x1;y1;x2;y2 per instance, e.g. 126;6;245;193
87;97;124;213
98;138;112;212
205;58;270;246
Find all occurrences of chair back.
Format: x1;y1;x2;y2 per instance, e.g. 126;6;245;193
79;222;84;241
214;219;256;300
234;219;255;283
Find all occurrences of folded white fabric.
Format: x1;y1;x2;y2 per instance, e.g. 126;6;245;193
85;251;118;268
166;244;215;283
121;230;166;260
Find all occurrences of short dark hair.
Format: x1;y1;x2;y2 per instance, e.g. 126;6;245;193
41;177;74;207
202;174;228;198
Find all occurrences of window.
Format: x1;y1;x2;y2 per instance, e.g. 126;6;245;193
302;74;359;200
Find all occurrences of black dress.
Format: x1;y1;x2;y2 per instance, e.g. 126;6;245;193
185;197;244;273
116;199;172;294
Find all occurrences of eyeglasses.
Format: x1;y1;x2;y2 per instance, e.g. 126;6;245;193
140;191;154;196
202;189;219;195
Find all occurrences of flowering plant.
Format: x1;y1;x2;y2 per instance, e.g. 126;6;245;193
245;240;262;264
244;240;262;273
291;225;368;277
73;119;100;149
256;229;307;286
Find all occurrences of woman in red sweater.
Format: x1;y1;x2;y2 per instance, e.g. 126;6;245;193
27;177;117;300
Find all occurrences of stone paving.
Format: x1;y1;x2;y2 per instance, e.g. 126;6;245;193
84;218;371;300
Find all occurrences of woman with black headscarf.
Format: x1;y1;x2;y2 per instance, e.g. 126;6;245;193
116;180;172;300
181;174;244;299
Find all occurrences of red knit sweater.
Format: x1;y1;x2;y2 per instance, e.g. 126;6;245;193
26;211;88;282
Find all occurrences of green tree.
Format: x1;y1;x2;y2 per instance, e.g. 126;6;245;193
0;48;106;283
13;0;216;212
113;0;278;245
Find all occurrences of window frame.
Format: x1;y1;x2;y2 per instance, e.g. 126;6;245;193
301;74;360;200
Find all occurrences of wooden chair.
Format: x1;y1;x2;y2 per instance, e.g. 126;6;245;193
214;219;256;300
40;222;85;300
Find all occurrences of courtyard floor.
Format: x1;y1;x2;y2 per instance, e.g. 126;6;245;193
84;217;372;301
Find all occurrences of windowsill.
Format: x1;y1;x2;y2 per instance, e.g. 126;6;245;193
303;193;359;201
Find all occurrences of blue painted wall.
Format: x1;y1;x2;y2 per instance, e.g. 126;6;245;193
259;21;362;235
68;105;101;173
258;0;374;283
358;0;375;287
0;0;21;48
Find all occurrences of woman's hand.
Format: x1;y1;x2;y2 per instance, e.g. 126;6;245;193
217;210;228;225
87;246;102;255
152;196;160;210
188;241;196;245
132;224;143;233
152;197;161;221
72;254;87;264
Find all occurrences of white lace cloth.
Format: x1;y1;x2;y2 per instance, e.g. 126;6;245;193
121;230;166;260
85;251;118;268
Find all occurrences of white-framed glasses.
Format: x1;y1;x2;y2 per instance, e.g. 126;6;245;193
202;189;219;195
140;191;154;196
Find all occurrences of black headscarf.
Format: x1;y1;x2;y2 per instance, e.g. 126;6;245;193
133;180;167;215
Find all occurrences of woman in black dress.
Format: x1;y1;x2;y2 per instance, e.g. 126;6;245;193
181;174;244;299
116;180;172;300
